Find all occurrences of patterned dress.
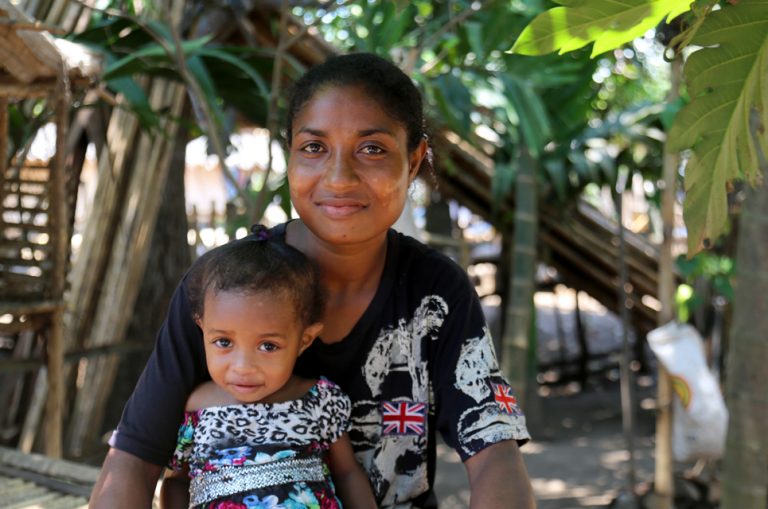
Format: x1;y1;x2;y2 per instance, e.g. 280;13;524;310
169;378;350;509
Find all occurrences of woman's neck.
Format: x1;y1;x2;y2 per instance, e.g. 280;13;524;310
286;220;389;342
286;220;388;293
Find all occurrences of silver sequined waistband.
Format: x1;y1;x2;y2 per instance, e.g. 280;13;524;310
189;456;326;506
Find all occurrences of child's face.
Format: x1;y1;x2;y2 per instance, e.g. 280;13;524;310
198;288;321;404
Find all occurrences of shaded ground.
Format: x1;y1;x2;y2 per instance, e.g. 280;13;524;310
433;288;659;508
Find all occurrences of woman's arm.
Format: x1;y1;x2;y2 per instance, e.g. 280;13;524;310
327;433;377;508
90;448;162;508
465;440;536;509
159;467;191;509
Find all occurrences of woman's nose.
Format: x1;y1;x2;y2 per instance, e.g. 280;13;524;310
324;151;358;186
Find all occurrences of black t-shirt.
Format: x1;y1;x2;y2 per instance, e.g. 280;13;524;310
112;224;529;508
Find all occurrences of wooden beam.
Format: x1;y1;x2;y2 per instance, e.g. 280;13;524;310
44;84;69;458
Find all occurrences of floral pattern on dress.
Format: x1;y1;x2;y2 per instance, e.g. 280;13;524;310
170;378;348;509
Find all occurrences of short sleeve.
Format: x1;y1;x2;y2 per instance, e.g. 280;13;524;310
313;378;351;444
168;411;200;471
429;261;530;461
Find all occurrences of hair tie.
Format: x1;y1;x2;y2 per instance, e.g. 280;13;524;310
250;224;271;241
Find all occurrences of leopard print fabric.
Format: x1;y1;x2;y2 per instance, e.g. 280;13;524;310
171;377;350;490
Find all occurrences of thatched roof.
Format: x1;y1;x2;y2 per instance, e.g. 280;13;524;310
0;0;101;96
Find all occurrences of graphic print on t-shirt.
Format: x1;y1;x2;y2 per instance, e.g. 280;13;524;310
355;296;447;506
454;327;527;457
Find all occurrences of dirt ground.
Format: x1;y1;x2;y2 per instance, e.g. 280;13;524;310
431;288;659;509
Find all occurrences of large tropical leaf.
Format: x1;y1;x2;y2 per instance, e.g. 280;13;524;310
667;0;768;252
510;0;693;57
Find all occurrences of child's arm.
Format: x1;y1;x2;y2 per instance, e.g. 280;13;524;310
159;467;190;509
327;433;377;509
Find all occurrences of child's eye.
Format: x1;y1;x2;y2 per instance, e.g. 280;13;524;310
259;342;279;353
213;338;232;348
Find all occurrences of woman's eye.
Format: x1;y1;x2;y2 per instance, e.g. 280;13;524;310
213;338;232;348
360;145;384;155
300;142;324;154
259;342;279;353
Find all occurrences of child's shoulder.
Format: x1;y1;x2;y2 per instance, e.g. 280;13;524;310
186;381;230;411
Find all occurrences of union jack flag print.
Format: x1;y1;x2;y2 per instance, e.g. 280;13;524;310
492;383;519;414
381;401;427;436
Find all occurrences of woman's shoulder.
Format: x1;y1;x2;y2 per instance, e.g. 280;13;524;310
390;230;473;286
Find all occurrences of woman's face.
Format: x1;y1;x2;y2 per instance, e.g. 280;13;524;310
288;85;426;246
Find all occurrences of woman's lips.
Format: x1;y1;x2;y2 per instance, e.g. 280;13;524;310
317;199;366;218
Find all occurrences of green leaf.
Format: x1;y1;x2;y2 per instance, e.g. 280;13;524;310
432;73;473;137
197;47;269;97
185;54;229;144
103;35;213;80
510;0;694;58
667;0;768;253
107;76;159;131
501;75;552;157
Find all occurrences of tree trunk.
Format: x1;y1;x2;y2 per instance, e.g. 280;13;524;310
721;169;768;509
501;147;537;410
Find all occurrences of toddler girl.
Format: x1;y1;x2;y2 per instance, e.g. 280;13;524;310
160;226;376;509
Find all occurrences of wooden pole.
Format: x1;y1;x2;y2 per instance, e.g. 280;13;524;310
0;97;7;172
44;76;70;458
654;56;682;509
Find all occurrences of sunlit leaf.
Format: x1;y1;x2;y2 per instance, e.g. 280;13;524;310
510;0;693;57
667;0;768;253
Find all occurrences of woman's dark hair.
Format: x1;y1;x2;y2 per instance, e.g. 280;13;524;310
286;52;426;153
186;232;324;327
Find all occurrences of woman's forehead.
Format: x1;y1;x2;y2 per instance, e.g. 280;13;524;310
292;85;403;133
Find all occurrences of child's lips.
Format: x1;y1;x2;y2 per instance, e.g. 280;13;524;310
229;382;262;393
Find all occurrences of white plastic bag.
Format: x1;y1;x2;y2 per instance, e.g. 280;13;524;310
646;322;728;462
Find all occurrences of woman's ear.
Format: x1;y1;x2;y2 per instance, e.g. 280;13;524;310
408;138;429;182
300;322;324;354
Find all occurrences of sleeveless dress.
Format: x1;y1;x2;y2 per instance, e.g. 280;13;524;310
170;378;351;509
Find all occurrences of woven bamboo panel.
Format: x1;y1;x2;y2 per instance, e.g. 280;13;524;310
1;163;54;301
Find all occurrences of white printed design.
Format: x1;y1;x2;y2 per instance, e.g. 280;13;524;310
456;403;529;457
454;326;502;403
356;296;447;505
363;296;447;400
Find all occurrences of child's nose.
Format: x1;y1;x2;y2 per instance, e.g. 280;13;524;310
232;351;258;373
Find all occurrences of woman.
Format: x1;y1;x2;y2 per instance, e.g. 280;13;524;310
91;52;535;509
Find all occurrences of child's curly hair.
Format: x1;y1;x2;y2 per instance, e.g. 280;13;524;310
186;228;325;327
